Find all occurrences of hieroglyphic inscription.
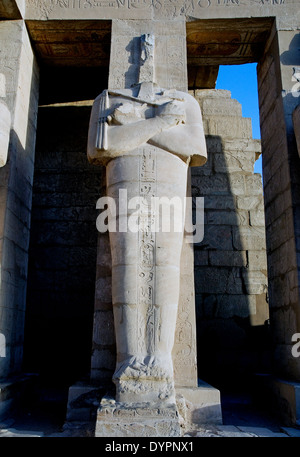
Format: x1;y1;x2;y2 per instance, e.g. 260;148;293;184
175;312;192;358
153;0;287;18
46;0;287;7
173;274;196;383
154;21;187;91
25;0;152;19
25;0;289;21
47;0;150;8
137;147;158;355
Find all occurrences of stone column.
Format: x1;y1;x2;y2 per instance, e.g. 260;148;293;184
257;26;300;426
91;18;201;388
0;19;39;417
89;19;222;436
90;19;199;392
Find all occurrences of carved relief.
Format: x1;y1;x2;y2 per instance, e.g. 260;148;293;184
88;29;207;404
138;148;157;356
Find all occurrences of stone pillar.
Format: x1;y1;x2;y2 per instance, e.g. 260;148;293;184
88;19;222;436
257;27;300;425
90;22;196;392
0;19;39;417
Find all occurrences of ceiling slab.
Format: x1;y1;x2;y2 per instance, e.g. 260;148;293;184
186;18;274;66
26;17;273;73
26;20;111;67
0;0;22;18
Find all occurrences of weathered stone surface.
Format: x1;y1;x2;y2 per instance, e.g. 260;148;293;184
203;116;253;138
249;209;266;226
236;195;264;211
208;250;247;267
23;0;299;30
200;224;233;250
108;19;188;93
232;226;266;251
0;20;39;380
200;97;242;117
176;381;222;431
206;209;249;226
214;151;255;174
95;396;181;437
247;250;268;270
0;0;298;437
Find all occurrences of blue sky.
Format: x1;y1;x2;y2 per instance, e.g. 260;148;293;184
215;63;262;175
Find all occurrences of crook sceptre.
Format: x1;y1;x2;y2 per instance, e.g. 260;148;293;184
96;89;109;151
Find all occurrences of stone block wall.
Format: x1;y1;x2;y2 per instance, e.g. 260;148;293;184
0;21;39;380
23;99;104;385
190;89;270;389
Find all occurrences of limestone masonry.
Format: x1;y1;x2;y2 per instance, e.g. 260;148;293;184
0;0;299;436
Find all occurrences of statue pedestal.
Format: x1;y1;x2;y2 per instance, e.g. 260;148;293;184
95;396;181;437
94;379;222;437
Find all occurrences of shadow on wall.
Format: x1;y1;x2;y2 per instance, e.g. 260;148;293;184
0;45;39;380
191;94;271;394
22;98;105;388
20;65;110;387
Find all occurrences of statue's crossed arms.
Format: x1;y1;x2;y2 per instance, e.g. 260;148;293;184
87;82;207;167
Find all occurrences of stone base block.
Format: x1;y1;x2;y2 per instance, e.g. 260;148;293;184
268;377;300;427
94;379;222;437
176;379;223;432
66;381;106;422
95;396;181;437
0;374;37;421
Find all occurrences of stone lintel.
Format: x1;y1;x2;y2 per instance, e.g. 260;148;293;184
22;0;299;30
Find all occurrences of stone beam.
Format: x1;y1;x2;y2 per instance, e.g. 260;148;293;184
24;0;299;30
2;1;299;30
25;17;274;69
25;20;111;68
